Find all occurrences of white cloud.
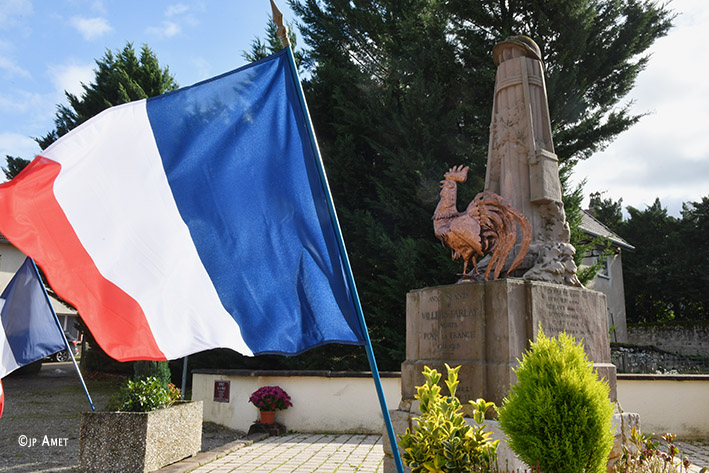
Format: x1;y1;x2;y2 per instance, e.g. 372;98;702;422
190;56;211;82
146;3;199;39
48;63;94;98
0;0;33;30
0;56;30;78
146;21;181;39
166;3;189;17
572;0;709;217
0;132;40;160
70;16;113;40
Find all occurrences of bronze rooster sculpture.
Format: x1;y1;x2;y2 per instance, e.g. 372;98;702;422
433;165;531;280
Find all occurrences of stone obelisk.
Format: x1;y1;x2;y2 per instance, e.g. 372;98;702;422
485;36;580;287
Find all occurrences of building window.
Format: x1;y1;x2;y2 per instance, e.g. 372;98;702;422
596;255;610;280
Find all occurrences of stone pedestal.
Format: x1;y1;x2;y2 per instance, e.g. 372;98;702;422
401;279;616;406
385;279;634;472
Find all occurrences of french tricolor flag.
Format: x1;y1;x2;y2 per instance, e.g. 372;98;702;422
0;48;364;362
1;257;67;419
0;257;67;378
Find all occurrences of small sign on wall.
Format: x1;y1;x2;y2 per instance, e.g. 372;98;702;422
213;380;230;403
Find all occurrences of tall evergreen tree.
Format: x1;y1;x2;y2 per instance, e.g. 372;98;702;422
36;43;178;150
674;197;709;322
582;195;708;325
242;16;305;69
286;0;672;369
589;191;624;233
3;156;30;180
620;199;678;323
5;43;178;179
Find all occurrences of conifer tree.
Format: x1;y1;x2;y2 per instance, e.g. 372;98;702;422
5;43;178;179
621;199;680;323
498;329;614;473
36;43;178;150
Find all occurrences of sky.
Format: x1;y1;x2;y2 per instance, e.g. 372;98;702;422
0;0;706;218
0;0;297;167
569;0;709;216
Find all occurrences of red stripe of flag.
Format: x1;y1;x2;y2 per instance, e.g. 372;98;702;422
0;157;164;361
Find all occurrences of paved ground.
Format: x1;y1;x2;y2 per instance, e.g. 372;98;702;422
157;433;709;473
677;440;709;473
157;433;384;473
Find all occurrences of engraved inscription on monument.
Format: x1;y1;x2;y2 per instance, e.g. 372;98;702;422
529;283;610;363
403;284;487;404
406;285;484;361
539;286;585;338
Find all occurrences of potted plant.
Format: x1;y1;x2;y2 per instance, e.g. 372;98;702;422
249;385;292;424
79;376;203;473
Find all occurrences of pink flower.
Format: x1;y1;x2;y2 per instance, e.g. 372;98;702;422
249;386;292;411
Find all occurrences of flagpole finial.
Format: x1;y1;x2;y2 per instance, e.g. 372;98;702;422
270;0;292;48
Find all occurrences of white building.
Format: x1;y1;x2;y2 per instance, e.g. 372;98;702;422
579;211;634;343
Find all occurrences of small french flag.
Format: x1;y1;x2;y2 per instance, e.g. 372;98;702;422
0;257;66;378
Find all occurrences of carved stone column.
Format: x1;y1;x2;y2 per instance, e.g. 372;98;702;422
484;36;580;286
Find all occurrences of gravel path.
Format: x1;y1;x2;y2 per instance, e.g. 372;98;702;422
0;362;243;472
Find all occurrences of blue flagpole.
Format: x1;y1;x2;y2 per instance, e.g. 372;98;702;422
284;46;406;473
29;258;95;411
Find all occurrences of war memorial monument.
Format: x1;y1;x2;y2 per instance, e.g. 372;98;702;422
383;36;638;471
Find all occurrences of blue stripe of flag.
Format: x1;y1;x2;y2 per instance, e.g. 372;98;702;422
145;49;364;355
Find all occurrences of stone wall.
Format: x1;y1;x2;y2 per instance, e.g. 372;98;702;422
627;323;709;357
611;344;709;374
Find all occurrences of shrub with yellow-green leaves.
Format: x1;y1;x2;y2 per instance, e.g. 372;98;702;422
498;329;614;473
399;364;498;473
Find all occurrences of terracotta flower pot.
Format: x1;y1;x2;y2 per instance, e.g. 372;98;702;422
260;411;275;424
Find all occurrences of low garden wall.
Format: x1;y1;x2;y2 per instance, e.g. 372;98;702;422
192;369;400;434
192;370;709;438
615;374;709;438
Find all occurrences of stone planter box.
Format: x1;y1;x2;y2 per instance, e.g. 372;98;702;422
79;400;203;473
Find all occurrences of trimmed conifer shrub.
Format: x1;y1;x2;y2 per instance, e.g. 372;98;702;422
497;329;614;473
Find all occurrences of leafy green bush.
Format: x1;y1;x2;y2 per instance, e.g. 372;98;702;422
498;329;614;473
399;364;498;473
134;360;171;389
613;428;705;473
107;376;181;412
